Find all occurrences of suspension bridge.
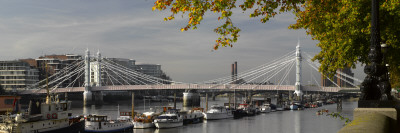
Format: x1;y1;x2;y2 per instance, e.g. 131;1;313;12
18;42;362;104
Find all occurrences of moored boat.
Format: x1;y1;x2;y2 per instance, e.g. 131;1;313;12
290;104;298;110
0;96;85;133
203;104;233;120
232;109;246;119
260;104;271;113
133;112;157;129
180;108;204;124
85;114;133;132
237;104;256;116
153;109;183;129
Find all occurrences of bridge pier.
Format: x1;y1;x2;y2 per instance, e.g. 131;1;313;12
83;90;93;106
93;91;103;104
212;92;216;101
83;90;103;105
337;97;343;110
183;89;200;107
64;92;68;101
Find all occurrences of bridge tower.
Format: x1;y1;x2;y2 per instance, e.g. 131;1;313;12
93;50;103;104
96;50;102;87
83;49;92;106
83;49;104;106
294;41;303;101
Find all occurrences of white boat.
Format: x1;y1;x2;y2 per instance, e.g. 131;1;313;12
260;104;271;113
290;104;298;110
85;115;133;132
203;104;233;120
180;108;204;124
153;109;183;128
133;112;157;129
0;96;85;133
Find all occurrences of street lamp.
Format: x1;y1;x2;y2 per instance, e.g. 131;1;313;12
359;0;392;107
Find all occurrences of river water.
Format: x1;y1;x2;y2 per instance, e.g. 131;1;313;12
70;97;357;133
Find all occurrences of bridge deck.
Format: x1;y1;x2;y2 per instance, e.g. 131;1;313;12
18;84;359;94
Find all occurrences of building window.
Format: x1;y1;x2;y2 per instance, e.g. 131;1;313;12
4;99;14;105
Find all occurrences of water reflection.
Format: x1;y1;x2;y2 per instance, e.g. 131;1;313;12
133;129;156;133
72;98;356;133
294;110;301;133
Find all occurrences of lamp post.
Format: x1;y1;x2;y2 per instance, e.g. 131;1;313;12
359;0;392;107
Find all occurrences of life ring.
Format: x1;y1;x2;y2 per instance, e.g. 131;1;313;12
52;113;57;119
47;114;51;119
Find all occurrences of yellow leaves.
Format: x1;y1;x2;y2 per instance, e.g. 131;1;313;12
155;0;305;51
183;7;189;12
189;18;193;24
181;27;189;32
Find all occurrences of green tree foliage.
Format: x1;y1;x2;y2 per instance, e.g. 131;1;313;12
153;0;400;87
290;0;400;87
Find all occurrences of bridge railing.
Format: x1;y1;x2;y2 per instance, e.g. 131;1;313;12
18;84;358;94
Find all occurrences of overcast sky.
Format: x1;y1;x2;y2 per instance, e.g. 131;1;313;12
0;1;365;84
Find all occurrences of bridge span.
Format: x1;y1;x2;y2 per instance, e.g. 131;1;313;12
19;84;358;94
19;44;362;105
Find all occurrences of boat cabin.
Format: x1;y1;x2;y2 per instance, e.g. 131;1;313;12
157;115;179;120
120;112;133;117
86;115;108;122
238;104;249;108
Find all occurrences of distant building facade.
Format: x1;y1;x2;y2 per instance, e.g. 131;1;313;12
321;67;354;87
35;54;84;87
105;58;167;79
0;61;39;91
106;58;136;69
36;54;82;79
135;63;162;78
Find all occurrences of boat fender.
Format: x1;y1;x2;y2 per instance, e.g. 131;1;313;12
47;114;51;119
52;113;57;119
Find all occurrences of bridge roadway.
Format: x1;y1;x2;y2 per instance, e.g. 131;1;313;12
19;84;359;94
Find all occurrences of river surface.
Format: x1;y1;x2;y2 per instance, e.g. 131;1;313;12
70;97;357;133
